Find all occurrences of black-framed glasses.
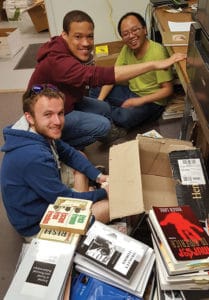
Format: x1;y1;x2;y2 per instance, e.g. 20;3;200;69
121;27;143;41
29;84;59;96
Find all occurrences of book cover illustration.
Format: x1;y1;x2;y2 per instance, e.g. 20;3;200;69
152;206;209;262
169;149;209;221
76;220;148;281
40;202;92;235
54;197;93;210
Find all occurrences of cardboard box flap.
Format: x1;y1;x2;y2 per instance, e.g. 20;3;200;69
137;135;194;177
142;174;178;211
109;136;194;220
109;140;143;220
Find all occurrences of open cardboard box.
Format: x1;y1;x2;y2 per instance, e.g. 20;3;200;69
26;1;48;32
109;135;195;220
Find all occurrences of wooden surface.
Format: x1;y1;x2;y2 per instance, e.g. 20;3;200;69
153;1;197;91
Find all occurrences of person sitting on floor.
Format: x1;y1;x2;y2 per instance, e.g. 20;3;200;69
90;12;175;129
0;84;109;242
28;10;186;149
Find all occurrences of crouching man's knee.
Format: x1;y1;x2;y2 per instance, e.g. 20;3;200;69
92;199;110;224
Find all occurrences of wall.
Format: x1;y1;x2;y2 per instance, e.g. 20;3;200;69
44;0;150;43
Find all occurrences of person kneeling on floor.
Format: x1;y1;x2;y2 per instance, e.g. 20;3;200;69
0;84;109;242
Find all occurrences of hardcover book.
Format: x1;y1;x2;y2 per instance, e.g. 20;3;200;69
75;220;150;282
40;198;92;235
169;149;209;222
149;206;209;273
4;238;76;300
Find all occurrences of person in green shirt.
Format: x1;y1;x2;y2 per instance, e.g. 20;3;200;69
90;12;174;129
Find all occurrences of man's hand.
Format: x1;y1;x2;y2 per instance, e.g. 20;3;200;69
121;97;141;108
155;53;187;70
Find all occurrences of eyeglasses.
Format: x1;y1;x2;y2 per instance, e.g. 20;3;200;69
121;27;143;41
30;84;59;96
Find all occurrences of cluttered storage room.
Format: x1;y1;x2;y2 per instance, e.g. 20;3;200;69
1;0;209;299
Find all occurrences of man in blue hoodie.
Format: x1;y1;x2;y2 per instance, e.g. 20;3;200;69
1;84;109;241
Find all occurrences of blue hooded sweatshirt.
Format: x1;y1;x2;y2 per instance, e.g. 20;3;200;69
1;120;107;237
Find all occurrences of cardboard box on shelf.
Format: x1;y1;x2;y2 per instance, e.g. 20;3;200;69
26;1;48;32
0;27;23;58
94;40;123;67
109;135;195;220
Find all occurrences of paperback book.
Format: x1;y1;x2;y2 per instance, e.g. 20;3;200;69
4;238;76;300
74;247;155;298
74;221;155;297
149;206;209;275
76;220;149;281
70;272;142;300
40;198;92;235
152;235;209;290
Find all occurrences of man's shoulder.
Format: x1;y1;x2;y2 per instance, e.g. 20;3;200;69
148;40;169;58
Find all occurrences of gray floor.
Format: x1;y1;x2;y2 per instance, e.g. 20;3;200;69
0;91;183;299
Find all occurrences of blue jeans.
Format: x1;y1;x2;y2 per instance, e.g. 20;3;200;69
89;85;164;129
62;96;111;149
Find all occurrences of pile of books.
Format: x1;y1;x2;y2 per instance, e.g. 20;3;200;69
4;197;93;300
148;205;209;297
74;220;155;298
162;97;185;120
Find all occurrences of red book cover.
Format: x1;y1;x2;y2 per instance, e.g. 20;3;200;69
152;206;209;261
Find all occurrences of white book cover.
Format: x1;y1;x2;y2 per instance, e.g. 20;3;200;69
76;220;149;282
74;246;155;298
4;238;76;300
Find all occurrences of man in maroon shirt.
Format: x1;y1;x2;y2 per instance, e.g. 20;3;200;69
28;10;186;149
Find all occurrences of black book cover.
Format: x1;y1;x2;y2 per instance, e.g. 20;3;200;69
169;149;209;221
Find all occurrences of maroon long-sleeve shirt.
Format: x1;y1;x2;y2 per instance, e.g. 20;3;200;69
28;36;116;114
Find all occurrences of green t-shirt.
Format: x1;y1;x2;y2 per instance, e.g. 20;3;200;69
115;40;173;106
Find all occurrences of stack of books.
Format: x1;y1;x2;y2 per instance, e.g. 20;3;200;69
162;97;185;120
4;197;93;300
148;205;209;295
74;220;155;298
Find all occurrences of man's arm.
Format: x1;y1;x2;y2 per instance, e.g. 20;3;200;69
97;53;185;101
113;52;185;83
121;81;173;108
97;84;114;100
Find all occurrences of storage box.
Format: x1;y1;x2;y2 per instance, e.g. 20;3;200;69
109;135;194;220
94;40;123;67
0;28;23;58
26;1;48;32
